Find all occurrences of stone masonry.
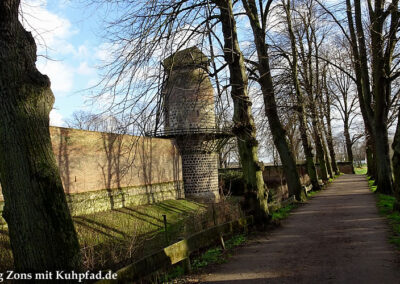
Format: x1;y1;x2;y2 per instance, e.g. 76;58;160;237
162;47;220;201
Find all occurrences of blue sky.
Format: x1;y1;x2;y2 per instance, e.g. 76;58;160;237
21;0;109;126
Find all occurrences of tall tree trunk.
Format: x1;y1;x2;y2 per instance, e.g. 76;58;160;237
346;0;377;178
366;134;376;178
374;122;393;194
242;0;304;201
0;0;81;272
369;0;394;194
215;0;268;221
310;104;329;182
312;25;333;180
321;77;340;175
346;0;394;192
301;121;320;190
294;6;329;183
284;0;320;191
343;123;355;173
392;111;400;210
319;121;334;178
326;123;340;175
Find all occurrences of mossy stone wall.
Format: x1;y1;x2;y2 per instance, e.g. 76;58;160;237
0;181;183;223
67;181;184;216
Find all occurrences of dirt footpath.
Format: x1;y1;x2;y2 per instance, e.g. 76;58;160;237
197;175;400;283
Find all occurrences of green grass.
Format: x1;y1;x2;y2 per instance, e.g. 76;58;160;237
367;178;400;249
271;204;296;221
354;165;368;175
192;247;225;269
307;189;322;198
72;199;207;253
225;234;246;249
368;179;377;192
192;234;247;269
164;234;247;282
377;194;400;248
1;199;243;272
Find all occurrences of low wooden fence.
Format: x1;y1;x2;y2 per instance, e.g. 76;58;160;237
98;215;254;283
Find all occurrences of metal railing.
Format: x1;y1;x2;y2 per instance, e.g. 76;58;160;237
145;127;233;138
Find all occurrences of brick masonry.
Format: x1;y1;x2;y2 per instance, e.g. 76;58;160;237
180;151;219;201
0;126;184;219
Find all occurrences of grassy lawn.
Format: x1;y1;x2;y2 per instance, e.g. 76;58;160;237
0;199;241;272
271;204;297;221
375;193;400;248
376;194;400;247
354;165;368;175
75;199;206;247
366;177;400;249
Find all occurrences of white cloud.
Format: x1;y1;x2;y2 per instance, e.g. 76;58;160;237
86;78;99;88
37;60;74;93
77;61;95;76
50;109;64;127
76;45;89;58
20;0;78;55
95;42;118;62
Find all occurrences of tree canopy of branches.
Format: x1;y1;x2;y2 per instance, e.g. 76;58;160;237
319;0;400;194
88;0;400;209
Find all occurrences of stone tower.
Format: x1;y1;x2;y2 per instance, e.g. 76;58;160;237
160;47;226;202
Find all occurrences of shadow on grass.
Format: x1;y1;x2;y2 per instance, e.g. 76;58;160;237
74;216;129;238
116;207;164;227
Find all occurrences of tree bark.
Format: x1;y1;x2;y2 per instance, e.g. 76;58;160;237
392;111;400;210
368;0;394;194
311;112;329;182
374;124;393;194
0;0;81;272
242;0;304;201
326;122;340;175
214;0;269;221
319;120;334;179
343;123;355;173
366;133;376;178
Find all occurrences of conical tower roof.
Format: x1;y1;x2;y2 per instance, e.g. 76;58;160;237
163;46;209;71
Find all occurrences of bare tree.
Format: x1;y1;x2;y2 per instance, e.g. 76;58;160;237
214;0;269;219
241;0;305;200
282;0;321;190
327;44;362;173
319;0;400;194
320;63;340;175
291;0;331;182
85;0;269;218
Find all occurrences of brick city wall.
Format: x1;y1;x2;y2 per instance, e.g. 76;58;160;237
262;162;354;200
220;162;355;202
0;126;183;217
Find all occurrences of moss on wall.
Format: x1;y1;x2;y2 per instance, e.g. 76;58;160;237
0;181;184;223
67;181;184;216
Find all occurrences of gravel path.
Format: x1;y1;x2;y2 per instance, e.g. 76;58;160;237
197;175;400;283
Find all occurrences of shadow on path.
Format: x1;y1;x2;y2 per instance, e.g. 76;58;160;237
199;175;400;284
